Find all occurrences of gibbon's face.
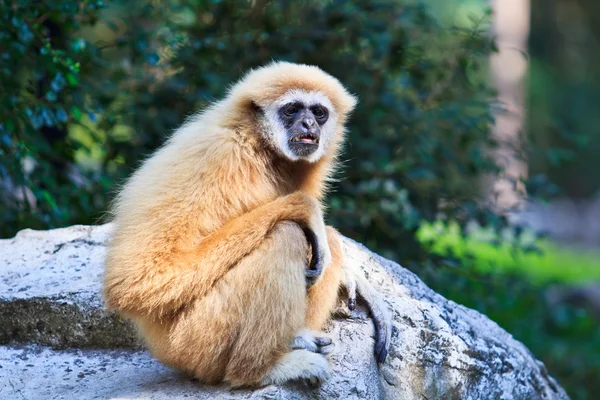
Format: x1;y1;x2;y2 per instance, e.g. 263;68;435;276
260;90;338;163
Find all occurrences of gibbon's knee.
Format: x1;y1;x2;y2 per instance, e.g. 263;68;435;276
257;220;313;278
270;221;311;262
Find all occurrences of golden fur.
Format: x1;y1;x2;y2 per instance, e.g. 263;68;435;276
103;62;364;386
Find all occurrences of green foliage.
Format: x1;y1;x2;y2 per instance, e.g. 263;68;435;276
528;0;600;198
0;1;111;231
419;221;600;284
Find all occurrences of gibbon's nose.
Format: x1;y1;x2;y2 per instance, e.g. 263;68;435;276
301;117;318;133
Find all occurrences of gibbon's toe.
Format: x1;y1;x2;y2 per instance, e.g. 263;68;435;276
292;329;334;354
305;373;327;388
292;335;318;353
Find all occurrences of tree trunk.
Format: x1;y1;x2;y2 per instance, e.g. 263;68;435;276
490;0;530;210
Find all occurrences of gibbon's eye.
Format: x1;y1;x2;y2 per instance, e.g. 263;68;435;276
311;105;328;122
283;103;300;117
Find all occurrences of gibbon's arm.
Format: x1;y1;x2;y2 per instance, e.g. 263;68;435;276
104;191;330;318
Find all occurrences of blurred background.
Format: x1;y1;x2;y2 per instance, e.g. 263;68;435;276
1;0;599;398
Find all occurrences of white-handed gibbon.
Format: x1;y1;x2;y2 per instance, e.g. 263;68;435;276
103;62;391;387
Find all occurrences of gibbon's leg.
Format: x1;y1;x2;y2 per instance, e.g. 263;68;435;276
104;191;330;318
162;221;326;386
193;221;328;387
343;260;393;363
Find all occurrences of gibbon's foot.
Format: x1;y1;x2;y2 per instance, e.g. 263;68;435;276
261;350;331;386
373;316;390;363
292;329;333;354
343;266;392;364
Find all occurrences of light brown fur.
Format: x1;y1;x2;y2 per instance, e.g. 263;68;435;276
103;62;364;387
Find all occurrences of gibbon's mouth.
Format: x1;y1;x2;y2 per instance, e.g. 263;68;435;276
288;133;320;157
289;133;319;145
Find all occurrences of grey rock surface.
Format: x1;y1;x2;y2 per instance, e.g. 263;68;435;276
0;224;568;399
0;225;137;348
0;336;378;400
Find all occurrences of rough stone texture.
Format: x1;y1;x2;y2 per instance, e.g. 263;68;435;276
0;224;568;399
0;225;138;348
0;339;378;400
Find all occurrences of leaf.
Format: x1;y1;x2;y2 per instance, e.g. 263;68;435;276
72;106;82;121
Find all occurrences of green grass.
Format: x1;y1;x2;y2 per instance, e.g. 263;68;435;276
417;221;600;285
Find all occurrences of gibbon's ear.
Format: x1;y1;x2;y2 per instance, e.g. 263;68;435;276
251;100;264;114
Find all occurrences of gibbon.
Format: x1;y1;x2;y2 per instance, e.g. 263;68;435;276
103;62;391;387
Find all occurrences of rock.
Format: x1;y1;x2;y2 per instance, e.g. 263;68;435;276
0;345;377;400
0;224;568;399
0;225;138;349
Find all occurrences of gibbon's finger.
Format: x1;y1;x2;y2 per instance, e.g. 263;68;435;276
292;332;332;354
302;227;324;288
292;336;318;353
303;227;323;274
310;254;325;283
347;292;357;311
305;269;320;288
304;368;329;387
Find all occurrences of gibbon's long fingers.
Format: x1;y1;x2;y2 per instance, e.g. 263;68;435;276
105;192;322;317
303;200;331;289
351;264;392;364
303;227;322;287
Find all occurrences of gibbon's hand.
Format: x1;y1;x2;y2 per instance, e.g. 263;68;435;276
343;263;392;364
303;227;325;287
301;199;331;288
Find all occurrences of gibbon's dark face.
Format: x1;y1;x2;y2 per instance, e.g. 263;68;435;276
277;102;329;158
260;90;338;163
